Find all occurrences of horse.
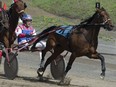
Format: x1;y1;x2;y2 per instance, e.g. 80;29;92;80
32;7;113;84
0;0;26;64
7;0;27;48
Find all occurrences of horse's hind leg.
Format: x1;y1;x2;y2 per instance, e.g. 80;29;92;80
38;47;49;70
39;38;56;69
37;46;64;78
37;47;50;76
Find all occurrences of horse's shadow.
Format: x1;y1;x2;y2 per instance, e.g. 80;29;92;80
20;76;58;84
0;73;89;87
21;76;88;87
0;73;58;85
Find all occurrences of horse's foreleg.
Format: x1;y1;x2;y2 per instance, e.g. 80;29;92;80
88;53;106;79
98;53;106;79
59;53;76;85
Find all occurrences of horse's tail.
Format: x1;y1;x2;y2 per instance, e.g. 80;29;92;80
31;26;57;50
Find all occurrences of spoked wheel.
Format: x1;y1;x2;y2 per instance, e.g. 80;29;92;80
4;52;18;80
50;55;65;80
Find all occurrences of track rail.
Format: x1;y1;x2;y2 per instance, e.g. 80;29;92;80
100;52;116;56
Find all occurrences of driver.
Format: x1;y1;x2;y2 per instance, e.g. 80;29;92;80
15;13;46;50
15;14;36;46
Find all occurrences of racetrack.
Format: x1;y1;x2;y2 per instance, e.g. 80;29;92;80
0;39;116;87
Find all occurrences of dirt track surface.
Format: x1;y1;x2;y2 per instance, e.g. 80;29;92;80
0;38;116;87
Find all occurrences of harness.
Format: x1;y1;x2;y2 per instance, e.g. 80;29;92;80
56;25;74;38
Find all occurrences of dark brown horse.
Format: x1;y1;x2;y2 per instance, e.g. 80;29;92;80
7;0;27;48
0;0;27;48
0;0;26;64
32;7;113;84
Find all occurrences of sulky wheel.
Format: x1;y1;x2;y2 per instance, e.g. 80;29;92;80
4;52;18;80
50;55;65;80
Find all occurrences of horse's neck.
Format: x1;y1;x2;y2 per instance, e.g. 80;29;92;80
88;26;100;37
8;8;19;32
84;23;101;47
86;13;103;45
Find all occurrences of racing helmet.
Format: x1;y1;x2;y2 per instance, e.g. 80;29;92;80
22;14;32;21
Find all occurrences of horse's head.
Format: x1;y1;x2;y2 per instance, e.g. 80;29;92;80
96;7;113;31
11;0;27;15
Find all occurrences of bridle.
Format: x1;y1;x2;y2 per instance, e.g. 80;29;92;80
96;10;112;28
101;18;111;25
0;8;9;31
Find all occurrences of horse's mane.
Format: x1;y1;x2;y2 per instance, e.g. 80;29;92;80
80;12;97;25
8;4;14;14
74;11;98;30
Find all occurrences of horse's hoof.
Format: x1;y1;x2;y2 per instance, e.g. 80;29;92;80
100;73;105;80
37;68;43;77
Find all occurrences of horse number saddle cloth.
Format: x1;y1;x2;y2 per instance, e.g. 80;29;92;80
56;25;73;38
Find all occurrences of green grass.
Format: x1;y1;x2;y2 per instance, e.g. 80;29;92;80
30;0;116;41
31;0;116;24
32;16;73;31
3;0;115;41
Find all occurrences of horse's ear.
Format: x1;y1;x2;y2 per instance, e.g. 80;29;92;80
96;7;106;14
95;2;100;9
0;1;2;8
95;2;102;13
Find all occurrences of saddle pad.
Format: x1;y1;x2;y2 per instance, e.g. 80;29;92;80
56;25;73;38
